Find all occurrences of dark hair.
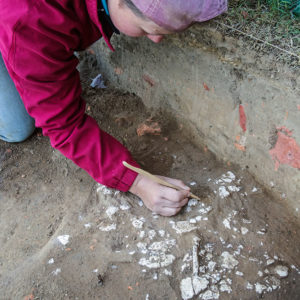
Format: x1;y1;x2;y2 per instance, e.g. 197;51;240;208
122;0;147;19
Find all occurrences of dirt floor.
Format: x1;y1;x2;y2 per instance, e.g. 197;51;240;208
0;85;300;300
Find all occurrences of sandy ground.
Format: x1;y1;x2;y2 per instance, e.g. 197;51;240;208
0;87;300;300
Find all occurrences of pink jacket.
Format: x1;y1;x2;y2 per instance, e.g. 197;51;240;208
0;0;139;191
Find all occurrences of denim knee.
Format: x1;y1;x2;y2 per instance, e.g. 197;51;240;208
0;52;35;143
0;120;35;143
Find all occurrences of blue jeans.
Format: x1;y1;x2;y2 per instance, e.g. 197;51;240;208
0;52;35;142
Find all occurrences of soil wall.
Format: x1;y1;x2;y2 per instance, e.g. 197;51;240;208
91;24;300;214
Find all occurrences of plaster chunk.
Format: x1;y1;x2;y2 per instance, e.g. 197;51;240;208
180;277;194;300
241;227;249;235
208;261;216;272
170;221;197;234
255;283;267;294
139;253;175;269
274;265;289;278
219;280;232;293
131;217;145;229
57;235;70;245
220;252;239;269
192;276;209;295
223;218;231;229
105;206;119;219
99;224;116;231
218;186;229;198
200;286;220;300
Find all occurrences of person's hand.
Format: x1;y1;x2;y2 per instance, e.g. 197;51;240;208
129;174;190;216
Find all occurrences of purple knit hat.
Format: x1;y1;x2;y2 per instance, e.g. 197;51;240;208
130;0;227;31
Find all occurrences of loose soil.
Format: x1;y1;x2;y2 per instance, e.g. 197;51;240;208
0;86;299;299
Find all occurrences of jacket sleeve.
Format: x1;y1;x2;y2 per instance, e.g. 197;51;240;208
8;22;139;191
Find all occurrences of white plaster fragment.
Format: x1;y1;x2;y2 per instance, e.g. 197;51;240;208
192;237;200;276
139;231;145;238
206;253;213;261
99;224;116;231
241;227;249;235
120;203;131;210
255;283;267;294
97;184;113;195
170;221;197;234
131;217;145;229
48;258;54;264
223;218;231;229
164;269;172;276
139;254;175;268
148;230;156;240
181;263;189;273
228;185;241;192
106;206;119;219
267;259;275;265
158;230;165;237
220;252;239;269
52;268;61;276
193;276;209;295
137;242;148;254
190;181;197;186
198;206;212;214
208;261;216;272
219;280;232;293
148;239;176;252
84;223;91;228
242;218;252;224
235;271;243;276
246;282;253;290
200;288;219;300
57;235;70;246
210;273;221;284
274;265;289;278
180;277;194;300
218;186;229;198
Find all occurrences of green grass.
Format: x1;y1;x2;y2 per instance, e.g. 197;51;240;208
226;1;299;49
213;0;300;65
266;0;299;16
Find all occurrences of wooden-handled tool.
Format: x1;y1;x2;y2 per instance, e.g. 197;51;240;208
123;161;201;200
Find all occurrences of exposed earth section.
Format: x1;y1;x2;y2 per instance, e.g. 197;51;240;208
0;87;299;299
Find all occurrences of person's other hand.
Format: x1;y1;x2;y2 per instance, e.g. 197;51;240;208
129;174;190;216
